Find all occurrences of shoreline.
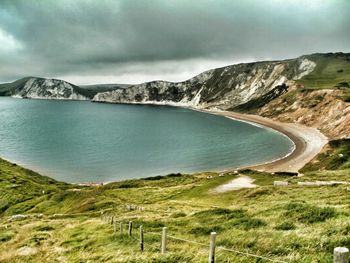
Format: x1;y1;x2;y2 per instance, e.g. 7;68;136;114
200;109;328;173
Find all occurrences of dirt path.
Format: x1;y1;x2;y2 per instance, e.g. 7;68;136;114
212;175;256;193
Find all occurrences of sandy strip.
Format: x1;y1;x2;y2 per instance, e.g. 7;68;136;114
199;110;329;173
212;175;256;193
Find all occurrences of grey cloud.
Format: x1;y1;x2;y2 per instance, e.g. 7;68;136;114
0;0;349;83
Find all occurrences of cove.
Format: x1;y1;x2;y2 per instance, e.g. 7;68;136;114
0;97;294;183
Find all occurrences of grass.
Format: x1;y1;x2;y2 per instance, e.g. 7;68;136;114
296;53;350;102
0;139;349;262
298;53;350;90
301;139;350;172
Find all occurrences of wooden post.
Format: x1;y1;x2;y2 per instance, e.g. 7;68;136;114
113;220;117;237
161;227;167;254
334;247;349;263
128;221;133;237
208;232;216;263
140;225;144;251
111;216;114;225
120;222;123;235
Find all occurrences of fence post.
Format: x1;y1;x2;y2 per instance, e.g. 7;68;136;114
128;221;133;237
334;247;349;263
161;227;167;254
120;222;123;235
113;220;117;237
140;225;144;251
111;216;114;225
208;232;216;263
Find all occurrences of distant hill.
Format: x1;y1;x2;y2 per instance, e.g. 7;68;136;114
0;77;129;100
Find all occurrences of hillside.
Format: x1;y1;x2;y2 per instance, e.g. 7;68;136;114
0;138;349;262
0;78;126;100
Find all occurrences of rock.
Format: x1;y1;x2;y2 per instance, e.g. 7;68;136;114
273;181;288;186
17;246;37;256
298;181;349;186
8;214;28;222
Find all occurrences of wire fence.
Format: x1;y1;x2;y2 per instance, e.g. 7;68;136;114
101;214;291;263
101;214;350;263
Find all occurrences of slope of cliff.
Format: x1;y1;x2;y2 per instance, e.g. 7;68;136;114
92;56;316;109
254;53;350;139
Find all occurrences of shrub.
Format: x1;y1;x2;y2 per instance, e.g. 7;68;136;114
228;217;267;230
194;208;246;219
171;212;186;218
190;225;223;236
274;221;296;231
285;202;337;224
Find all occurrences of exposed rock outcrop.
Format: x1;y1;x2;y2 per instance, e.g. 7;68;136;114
12;78;89;100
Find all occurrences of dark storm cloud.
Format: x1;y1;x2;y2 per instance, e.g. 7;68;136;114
0;0;349;84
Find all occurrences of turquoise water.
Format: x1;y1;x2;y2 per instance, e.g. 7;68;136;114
0;97;294;183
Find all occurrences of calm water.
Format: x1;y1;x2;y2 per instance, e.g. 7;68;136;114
0;97;294;183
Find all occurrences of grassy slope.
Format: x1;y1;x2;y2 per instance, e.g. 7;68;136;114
1;140;350;263
297;53;350;101
0;77;32;96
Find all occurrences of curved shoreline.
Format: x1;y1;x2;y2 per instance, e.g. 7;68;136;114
199;109;328;173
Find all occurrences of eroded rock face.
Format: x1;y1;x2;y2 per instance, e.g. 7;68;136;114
12;78;89;100
258;88;350;139
93;58;316;110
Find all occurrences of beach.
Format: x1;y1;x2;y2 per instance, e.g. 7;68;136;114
201;109;329;173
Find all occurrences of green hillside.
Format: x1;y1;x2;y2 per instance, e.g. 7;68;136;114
0;77;32;96
298;53;350;101
0;140;349;262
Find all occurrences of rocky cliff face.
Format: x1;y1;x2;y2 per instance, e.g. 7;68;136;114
93;57;316;110
11;78;89;100
257;87;350;139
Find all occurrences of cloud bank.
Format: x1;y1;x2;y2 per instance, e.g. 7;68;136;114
0;0;349;84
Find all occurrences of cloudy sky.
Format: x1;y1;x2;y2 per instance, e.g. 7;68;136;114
0;0;349;85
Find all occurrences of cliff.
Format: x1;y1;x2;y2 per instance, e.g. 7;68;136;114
92;57;315;109
0;77;89;100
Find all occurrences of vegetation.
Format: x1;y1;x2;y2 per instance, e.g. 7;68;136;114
0;142;350;263
0;77;32;96
301;139;350;172
296;53;350;102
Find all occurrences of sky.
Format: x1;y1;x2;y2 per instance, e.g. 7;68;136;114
0;0;349;85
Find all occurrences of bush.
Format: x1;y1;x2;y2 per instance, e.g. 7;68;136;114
171;212;186;218
228;217;267;230
190;225;223;236
194;208;246;219
285;202;337;224
274;221;296;231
